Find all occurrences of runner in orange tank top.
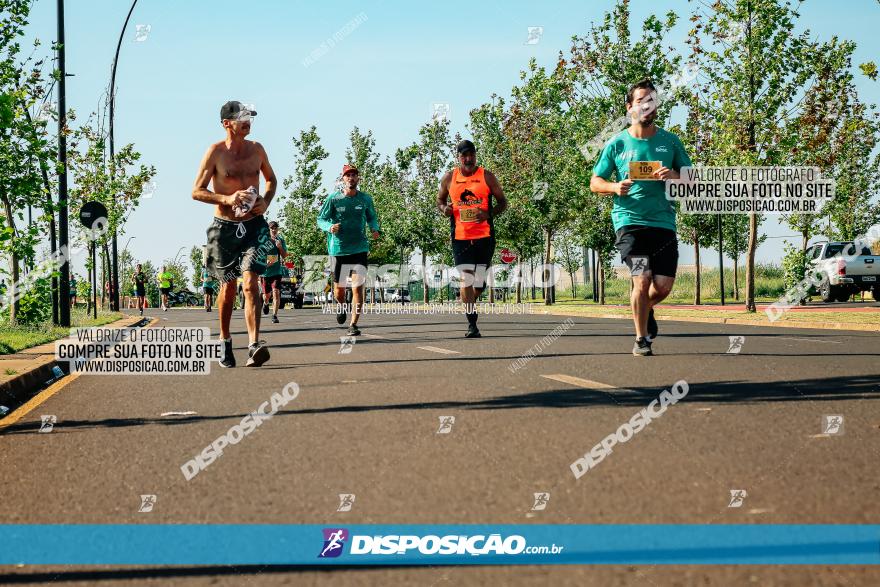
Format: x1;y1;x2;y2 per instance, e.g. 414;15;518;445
437;140;508;338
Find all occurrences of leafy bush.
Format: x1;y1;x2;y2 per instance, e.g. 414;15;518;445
1;275;53;326
781;244;808;291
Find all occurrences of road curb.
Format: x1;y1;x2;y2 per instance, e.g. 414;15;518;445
0;315;142;416
536;309;880;332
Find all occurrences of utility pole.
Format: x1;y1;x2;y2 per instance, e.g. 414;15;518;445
718;214;725;305
57;0;71;327
109;0;140;312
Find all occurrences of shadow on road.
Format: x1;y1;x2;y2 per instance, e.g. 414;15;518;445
3;374;877;435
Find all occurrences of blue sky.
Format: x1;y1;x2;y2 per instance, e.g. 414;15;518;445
25;0;880;275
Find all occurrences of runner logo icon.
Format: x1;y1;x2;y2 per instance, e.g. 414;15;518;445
319;528;349;558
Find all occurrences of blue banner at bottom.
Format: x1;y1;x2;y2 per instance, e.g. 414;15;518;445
1;525;878;565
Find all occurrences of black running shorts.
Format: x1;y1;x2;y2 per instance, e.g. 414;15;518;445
452;237;495;268
205;216;270;283
614;225;679;278
331;252;369;285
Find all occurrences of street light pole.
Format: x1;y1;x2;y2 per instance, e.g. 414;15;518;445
57;0;71;327
109;0;139;313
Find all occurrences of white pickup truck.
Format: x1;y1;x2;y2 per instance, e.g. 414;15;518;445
805;241;880;302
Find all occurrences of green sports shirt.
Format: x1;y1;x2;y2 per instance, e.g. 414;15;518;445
593;127;692;232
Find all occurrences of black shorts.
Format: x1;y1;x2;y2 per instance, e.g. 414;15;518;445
452;237;495;268
331;252;369;285
202;286;214;295
160;287;171;295
205;215;271;282
261;275;282;292
135;287;146;297
615;225;679;278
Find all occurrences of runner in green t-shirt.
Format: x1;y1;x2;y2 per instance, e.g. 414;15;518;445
157;266;174;312
201;265;217;312
260;220;287;323
69;276;78;308
317;164;380;336
590;78;691;357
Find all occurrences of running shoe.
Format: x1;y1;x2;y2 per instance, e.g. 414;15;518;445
272;314;279;324
347;324;361;336
246;342;270;367
647;309;658;341
336;309;347;325
220;339;236;368
632;337;653;357
262;302;269;315
465;324;482;338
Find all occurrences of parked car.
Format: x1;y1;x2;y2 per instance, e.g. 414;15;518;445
806;241;880;302
384;288;411;303
302;292;316;305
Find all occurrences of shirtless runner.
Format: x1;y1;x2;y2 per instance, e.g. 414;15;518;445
191;101;277;367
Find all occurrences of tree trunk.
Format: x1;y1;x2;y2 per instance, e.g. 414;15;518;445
734;256;740;300
422;250;428;303
1;197;20;322
598;259;606;305
582;246;590;299
543;228;553;305
694;235;701;305
745;213;757;312
530;259;536;300
515;249;523;304
8;251;18;324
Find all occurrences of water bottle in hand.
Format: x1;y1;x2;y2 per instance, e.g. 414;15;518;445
234;186;258;218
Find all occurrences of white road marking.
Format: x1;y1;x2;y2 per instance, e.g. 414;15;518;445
362;333;386;339
417;346;460;355
779;337;842;344
540;374;637;395
160;411;197;417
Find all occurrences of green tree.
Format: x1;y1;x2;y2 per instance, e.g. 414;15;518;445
189;245;203;289
279;126;328;269
685;0;872;311
0;0;56;322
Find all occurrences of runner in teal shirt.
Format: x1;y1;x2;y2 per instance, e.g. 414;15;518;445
316;164;380;336
260;220;287;323
590;78;692;357
201;266;217;312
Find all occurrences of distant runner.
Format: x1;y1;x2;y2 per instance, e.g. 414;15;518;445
201;264;217;312
132;263;147;316
69;276;77;308
317;164;380;336
192;100;277;367
437;139;507;338
590;78;691;356
261;220;288;324
157;266;173;312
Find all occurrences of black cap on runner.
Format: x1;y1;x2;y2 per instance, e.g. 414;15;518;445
220;101;257;121
456;140;476;155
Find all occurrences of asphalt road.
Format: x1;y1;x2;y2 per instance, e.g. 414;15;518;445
1;304;879;586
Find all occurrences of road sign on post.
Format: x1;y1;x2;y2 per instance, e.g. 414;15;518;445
500;249;517;264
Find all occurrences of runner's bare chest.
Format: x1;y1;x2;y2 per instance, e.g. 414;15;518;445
214;145;261;191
